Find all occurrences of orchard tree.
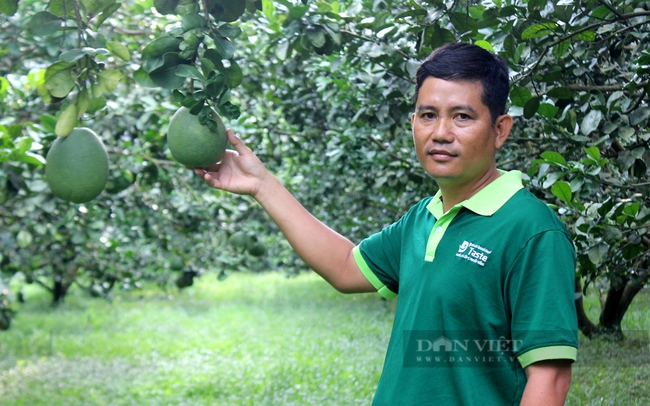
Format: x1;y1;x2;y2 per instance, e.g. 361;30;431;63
0;0;269;318
231;0;650;338
1;0;649;339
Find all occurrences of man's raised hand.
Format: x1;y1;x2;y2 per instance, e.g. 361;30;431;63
192;129;269;197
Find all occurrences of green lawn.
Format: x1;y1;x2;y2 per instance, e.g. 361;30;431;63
1;272;649;405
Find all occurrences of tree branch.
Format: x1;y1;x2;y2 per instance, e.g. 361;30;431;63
340;29;411;60
113;28;154;36
513;10;650;82
566;81;648;92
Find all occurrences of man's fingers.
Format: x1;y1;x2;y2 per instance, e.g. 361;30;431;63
226;129;252;155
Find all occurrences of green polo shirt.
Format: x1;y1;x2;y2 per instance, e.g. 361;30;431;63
354;170;578;406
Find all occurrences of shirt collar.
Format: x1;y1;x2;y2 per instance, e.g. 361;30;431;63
427;170;524;218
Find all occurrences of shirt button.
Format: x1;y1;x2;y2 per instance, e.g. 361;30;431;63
436;227;443;233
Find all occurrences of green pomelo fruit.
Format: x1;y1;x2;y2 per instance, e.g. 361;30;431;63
45;127;109;203
170;256;184;271
229;231;249;248
167;106;227;168
248;242;267;257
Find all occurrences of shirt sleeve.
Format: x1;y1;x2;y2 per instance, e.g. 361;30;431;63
506;230;579;367
354;218;405;299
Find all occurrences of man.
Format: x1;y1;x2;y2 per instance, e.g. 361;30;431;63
193;43;578;405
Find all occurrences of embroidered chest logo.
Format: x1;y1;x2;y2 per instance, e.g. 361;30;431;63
456;241;492;266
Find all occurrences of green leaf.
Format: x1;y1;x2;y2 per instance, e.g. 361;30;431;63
27;11;61;36
148;54;188;89
541;151;567;165
141;36;183;72
55;104;77;136
209;0;246;22
17;230;33;248
86;97;106;114
45;62;75;98
395;9;427;20
474;40;494;53
107;41;130;61
76;88;89;118
629;107;650;126
503;34;516;57
97;69;122;94
306;26;326;48
563;109;577;132
547;87;573;99
581;109;603;136
60;49;87;63
449;12;478;36
154;0;180;14
521;23;557;39
623;202;640;217
0;0;19;16
551;181;572;204
212;35;235;59
41;114;57;132
523;96;540;119
15;152;46;166
49;0;76;17
590;6;611;20
79;0;114;14
574;30;596;42
553;39;570;57
602;226;622;244
584;147;600;161
182;13;207;31
223;60;242;88
538;103;558;119
174;65;208;83
95;2;120;30
542;171;564;189
617;126;635;141
587;243;607;264
509;86;531;107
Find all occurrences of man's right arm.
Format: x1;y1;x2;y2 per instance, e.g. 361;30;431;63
194;130;375;294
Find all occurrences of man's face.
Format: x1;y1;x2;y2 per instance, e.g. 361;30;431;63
411;77;509;188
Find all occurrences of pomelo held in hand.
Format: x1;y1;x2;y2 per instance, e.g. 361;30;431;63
167;106;228;168
45;127;109;203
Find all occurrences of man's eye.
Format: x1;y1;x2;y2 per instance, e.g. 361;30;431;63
423;113;436;119
456;113;470;120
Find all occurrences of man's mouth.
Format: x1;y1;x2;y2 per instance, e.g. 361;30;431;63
428;149;457;158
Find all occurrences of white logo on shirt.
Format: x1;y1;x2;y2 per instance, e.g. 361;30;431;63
456;240;492;266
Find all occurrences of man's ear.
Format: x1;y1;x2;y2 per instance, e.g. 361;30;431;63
493;114;513;149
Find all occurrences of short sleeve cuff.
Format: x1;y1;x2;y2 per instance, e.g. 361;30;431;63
352;246;397;300
518;345;578;369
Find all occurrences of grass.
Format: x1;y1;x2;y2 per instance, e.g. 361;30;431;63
0;272;649;405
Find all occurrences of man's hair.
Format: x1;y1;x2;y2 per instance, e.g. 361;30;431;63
414;42;510;124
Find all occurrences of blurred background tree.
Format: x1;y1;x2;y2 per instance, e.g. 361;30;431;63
1;0;648;337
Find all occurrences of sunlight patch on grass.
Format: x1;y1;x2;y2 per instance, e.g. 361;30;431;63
1;273;649;404
0;272;392;405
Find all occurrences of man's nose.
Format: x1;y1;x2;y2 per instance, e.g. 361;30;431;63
430;117;454;143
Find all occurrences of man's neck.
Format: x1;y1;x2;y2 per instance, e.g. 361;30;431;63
438;168;501;213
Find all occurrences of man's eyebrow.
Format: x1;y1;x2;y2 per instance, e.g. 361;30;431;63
416;104;478;114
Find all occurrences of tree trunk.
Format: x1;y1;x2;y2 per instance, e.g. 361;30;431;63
575;264;647;340
51;263;81;306
52;278;69;306
575;277;597;337
598;278;627;338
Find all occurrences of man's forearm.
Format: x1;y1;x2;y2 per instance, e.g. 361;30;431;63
521;360;572;406
253;174;374;293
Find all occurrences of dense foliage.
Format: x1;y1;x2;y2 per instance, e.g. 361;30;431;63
1;0;649;337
